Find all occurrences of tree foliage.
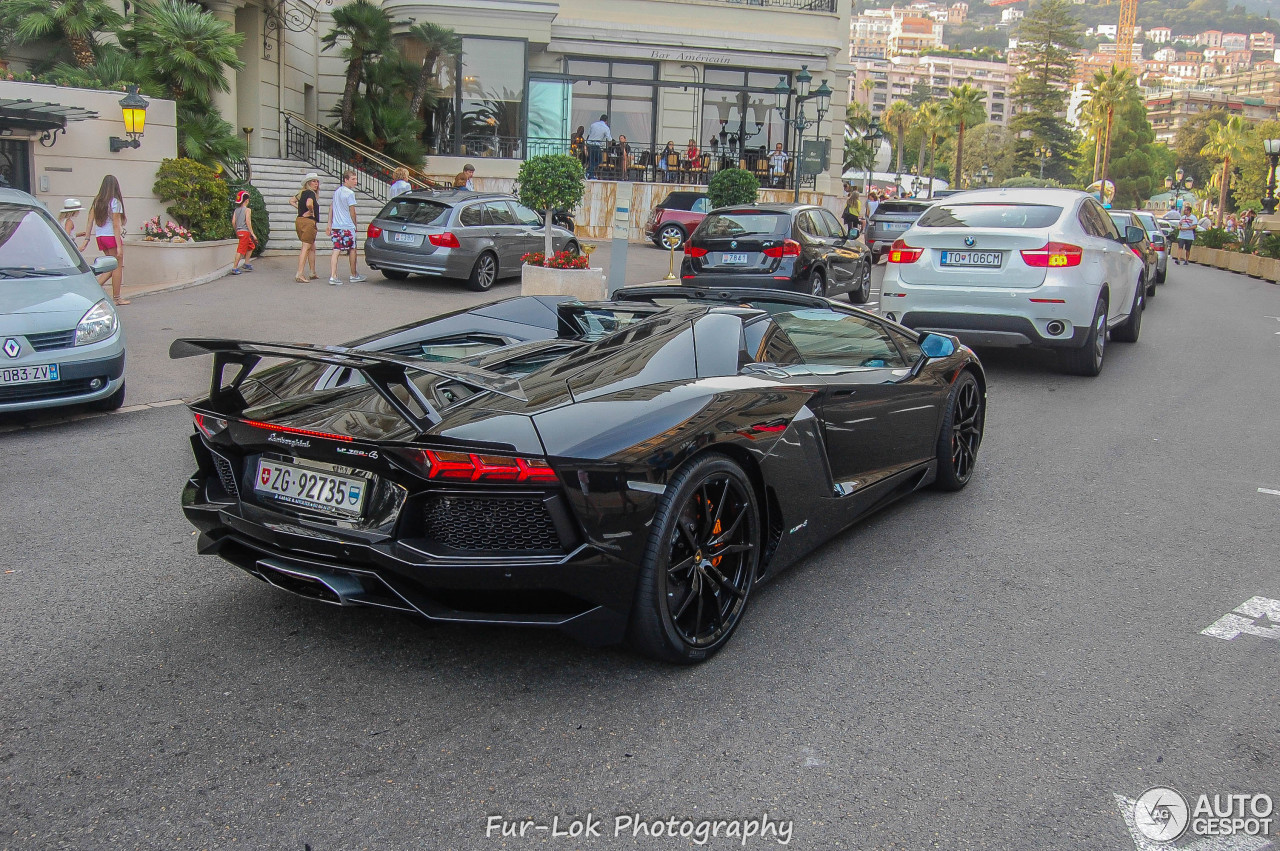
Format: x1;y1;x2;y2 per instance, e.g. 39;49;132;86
1201;115;1251;224
1072;89;1173;208
0;0;122;68
516;154;585;259
708;168;761;209
321;0;398;136
1231;119;1280;211
1009;0;1081;182
942;84;987;188
152;158;233;241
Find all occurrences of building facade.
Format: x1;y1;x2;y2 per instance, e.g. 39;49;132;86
853;54;1012;126
1145;87;1279;143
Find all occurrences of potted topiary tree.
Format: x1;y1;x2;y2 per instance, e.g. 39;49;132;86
516;154;602;297
707;168;761;209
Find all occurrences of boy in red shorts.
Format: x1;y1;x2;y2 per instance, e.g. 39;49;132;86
230;189;257;275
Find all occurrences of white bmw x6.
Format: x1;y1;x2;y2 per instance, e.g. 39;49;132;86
880;188;1146;376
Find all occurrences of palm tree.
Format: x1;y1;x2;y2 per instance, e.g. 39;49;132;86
916;102;950;197
1094;65;1133;186
941;84;987;189
128;0;244;105
1077;69;1110;183
321;0;398;135
882;100;914;173
0;0;122;68
1201;115;1251;226
861;77;876;108
405;22;462;121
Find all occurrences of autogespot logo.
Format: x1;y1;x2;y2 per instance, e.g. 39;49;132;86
1134;787;1190;842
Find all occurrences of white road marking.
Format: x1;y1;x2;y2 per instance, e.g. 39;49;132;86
1114;794;1272;851
1202;596;1280;641
1258;488;1280;496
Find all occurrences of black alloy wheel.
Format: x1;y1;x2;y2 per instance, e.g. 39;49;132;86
657;224;685;251
934;372;983;491
466;252;497;292
1062;297;1107;377
381;269;409;280
849;259;872;304
809;268;827;297
628;454;760;664
565;240;580;256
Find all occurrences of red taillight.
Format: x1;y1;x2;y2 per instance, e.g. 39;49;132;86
887;239;923;264
684;245;708;258
366;223;382;239
240;419;354;442
392;449;558;483
193;412;228;439
428;232;460;248
762;239;802;258
1020;242;1083;268
1153;243;1166;252
1130;247;1144;259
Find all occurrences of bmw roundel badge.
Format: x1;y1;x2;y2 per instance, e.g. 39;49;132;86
964;236;976;247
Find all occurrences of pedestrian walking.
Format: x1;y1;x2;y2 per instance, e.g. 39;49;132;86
585;114;612;179
841;186;862;236
328;170;365;285
89;174;128;305
1176;210;1196;265
866;190;881;221
453;164;475;190
389;167;412;198
293;173;320;282
229;190;257;275
58;198;87;248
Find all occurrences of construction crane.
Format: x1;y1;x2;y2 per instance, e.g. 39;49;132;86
1116;0;1138;70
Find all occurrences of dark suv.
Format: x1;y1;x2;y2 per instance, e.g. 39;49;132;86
643;191;711;250
866;200;933;263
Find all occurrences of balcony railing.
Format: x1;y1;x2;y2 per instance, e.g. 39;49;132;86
714;0;836;9
524;137;806;189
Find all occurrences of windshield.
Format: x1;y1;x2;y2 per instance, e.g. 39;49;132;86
379;198;450;226
0;203;88;275
917;203;1063;229
698;212;790;237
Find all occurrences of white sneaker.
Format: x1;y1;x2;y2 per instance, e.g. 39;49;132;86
348;274;367;283
328;277;343;285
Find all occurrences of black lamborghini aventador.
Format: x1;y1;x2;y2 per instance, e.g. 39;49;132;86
173;287;987;663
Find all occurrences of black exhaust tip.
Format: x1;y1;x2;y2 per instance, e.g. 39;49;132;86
256;560;364;606
1046;320;1066;336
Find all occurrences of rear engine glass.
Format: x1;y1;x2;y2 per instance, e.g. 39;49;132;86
917;204;1062;229
699;213;790;237
380;198;450;226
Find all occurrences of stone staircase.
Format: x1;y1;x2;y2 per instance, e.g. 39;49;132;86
248;156;388;256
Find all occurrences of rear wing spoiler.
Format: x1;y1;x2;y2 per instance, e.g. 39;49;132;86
169;338;526;435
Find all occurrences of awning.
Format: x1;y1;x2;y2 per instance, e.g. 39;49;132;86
0;98;99;133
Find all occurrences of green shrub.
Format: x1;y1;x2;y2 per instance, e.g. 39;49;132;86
152;158;232;241
998;176;1065;189
1195;227;1235;249
1260;233;1280;260
227;181;269;257
516;154;585;261
708;168;760;208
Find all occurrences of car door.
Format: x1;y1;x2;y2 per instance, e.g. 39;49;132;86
797;210;854;291
819;208;865;282
771;307;939;494
507;200;550;258
481;201;523;270
1078;200;1136;320
455;202;490;261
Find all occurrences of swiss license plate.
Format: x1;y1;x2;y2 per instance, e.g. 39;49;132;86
941;250;1002;268
391;231;421;246
254;459;367;517
0;364;58;386
721;252;749;264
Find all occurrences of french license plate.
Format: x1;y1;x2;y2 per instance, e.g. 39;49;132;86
886;222;909;230
254;459;367;517
721;252;749;264
0;364;58;386
940;250;1002;268
391;231;421;246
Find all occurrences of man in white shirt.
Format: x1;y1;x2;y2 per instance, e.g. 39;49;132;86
585;114;612;180
1176;211;1197;265
768;143;789;187
328;170;365;285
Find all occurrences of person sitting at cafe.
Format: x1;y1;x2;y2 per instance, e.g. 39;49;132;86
659;141;678;179
768;143;789;187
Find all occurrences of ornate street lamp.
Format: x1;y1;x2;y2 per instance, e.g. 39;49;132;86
1166;167;1193;212
1262;138;1280;214
109;86;149;152
773;65;833;202
1036;146;1052;179
977;164;993;186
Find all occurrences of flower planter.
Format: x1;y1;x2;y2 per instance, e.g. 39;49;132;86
1200;247;1221;267
1189;245;1207;265
1265;257;1280;283
1227;252;1250;274
1247;254;1266;278
520;264;606;300
122;236;237;290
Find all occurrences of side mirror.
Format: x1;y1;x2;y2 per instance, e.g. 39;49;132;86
1126;225;1145;245
91;256;119;275
847;226;861;240
920;333;956;359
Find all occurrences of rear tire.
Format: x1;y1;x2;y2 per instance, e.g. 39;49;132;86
1112;278;1143;343
657;224;686;251
848;259;872;304
809;268;826;298
627;453;760;664
381;269;409;281
1061;297;1107;376
466;252;498;292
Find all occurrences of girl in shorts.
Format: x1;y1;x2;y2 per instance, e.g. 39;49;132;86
89;175;128;305
230;190;257;275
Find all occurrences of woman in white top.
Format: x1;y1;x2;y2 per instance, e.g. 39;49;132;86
90;175;128;305
389;167;413;198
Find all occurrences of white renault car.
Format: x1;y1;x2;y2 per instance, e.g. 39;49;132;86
880;188;1146;376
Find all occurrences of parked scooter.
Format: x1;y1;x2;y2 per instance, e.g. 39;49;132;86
552;209;575;233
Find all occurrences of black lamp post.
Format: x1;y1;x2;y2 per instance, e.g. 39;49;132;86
109;86;149;153
1036;146;1052;180
1165;167;1193;213
863;118;884;194
773;65;832;202
977;164;993;187
1262;138;1280;215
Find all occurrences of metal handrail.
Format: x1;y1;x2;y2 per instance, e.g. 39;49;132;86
280;111;440;194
